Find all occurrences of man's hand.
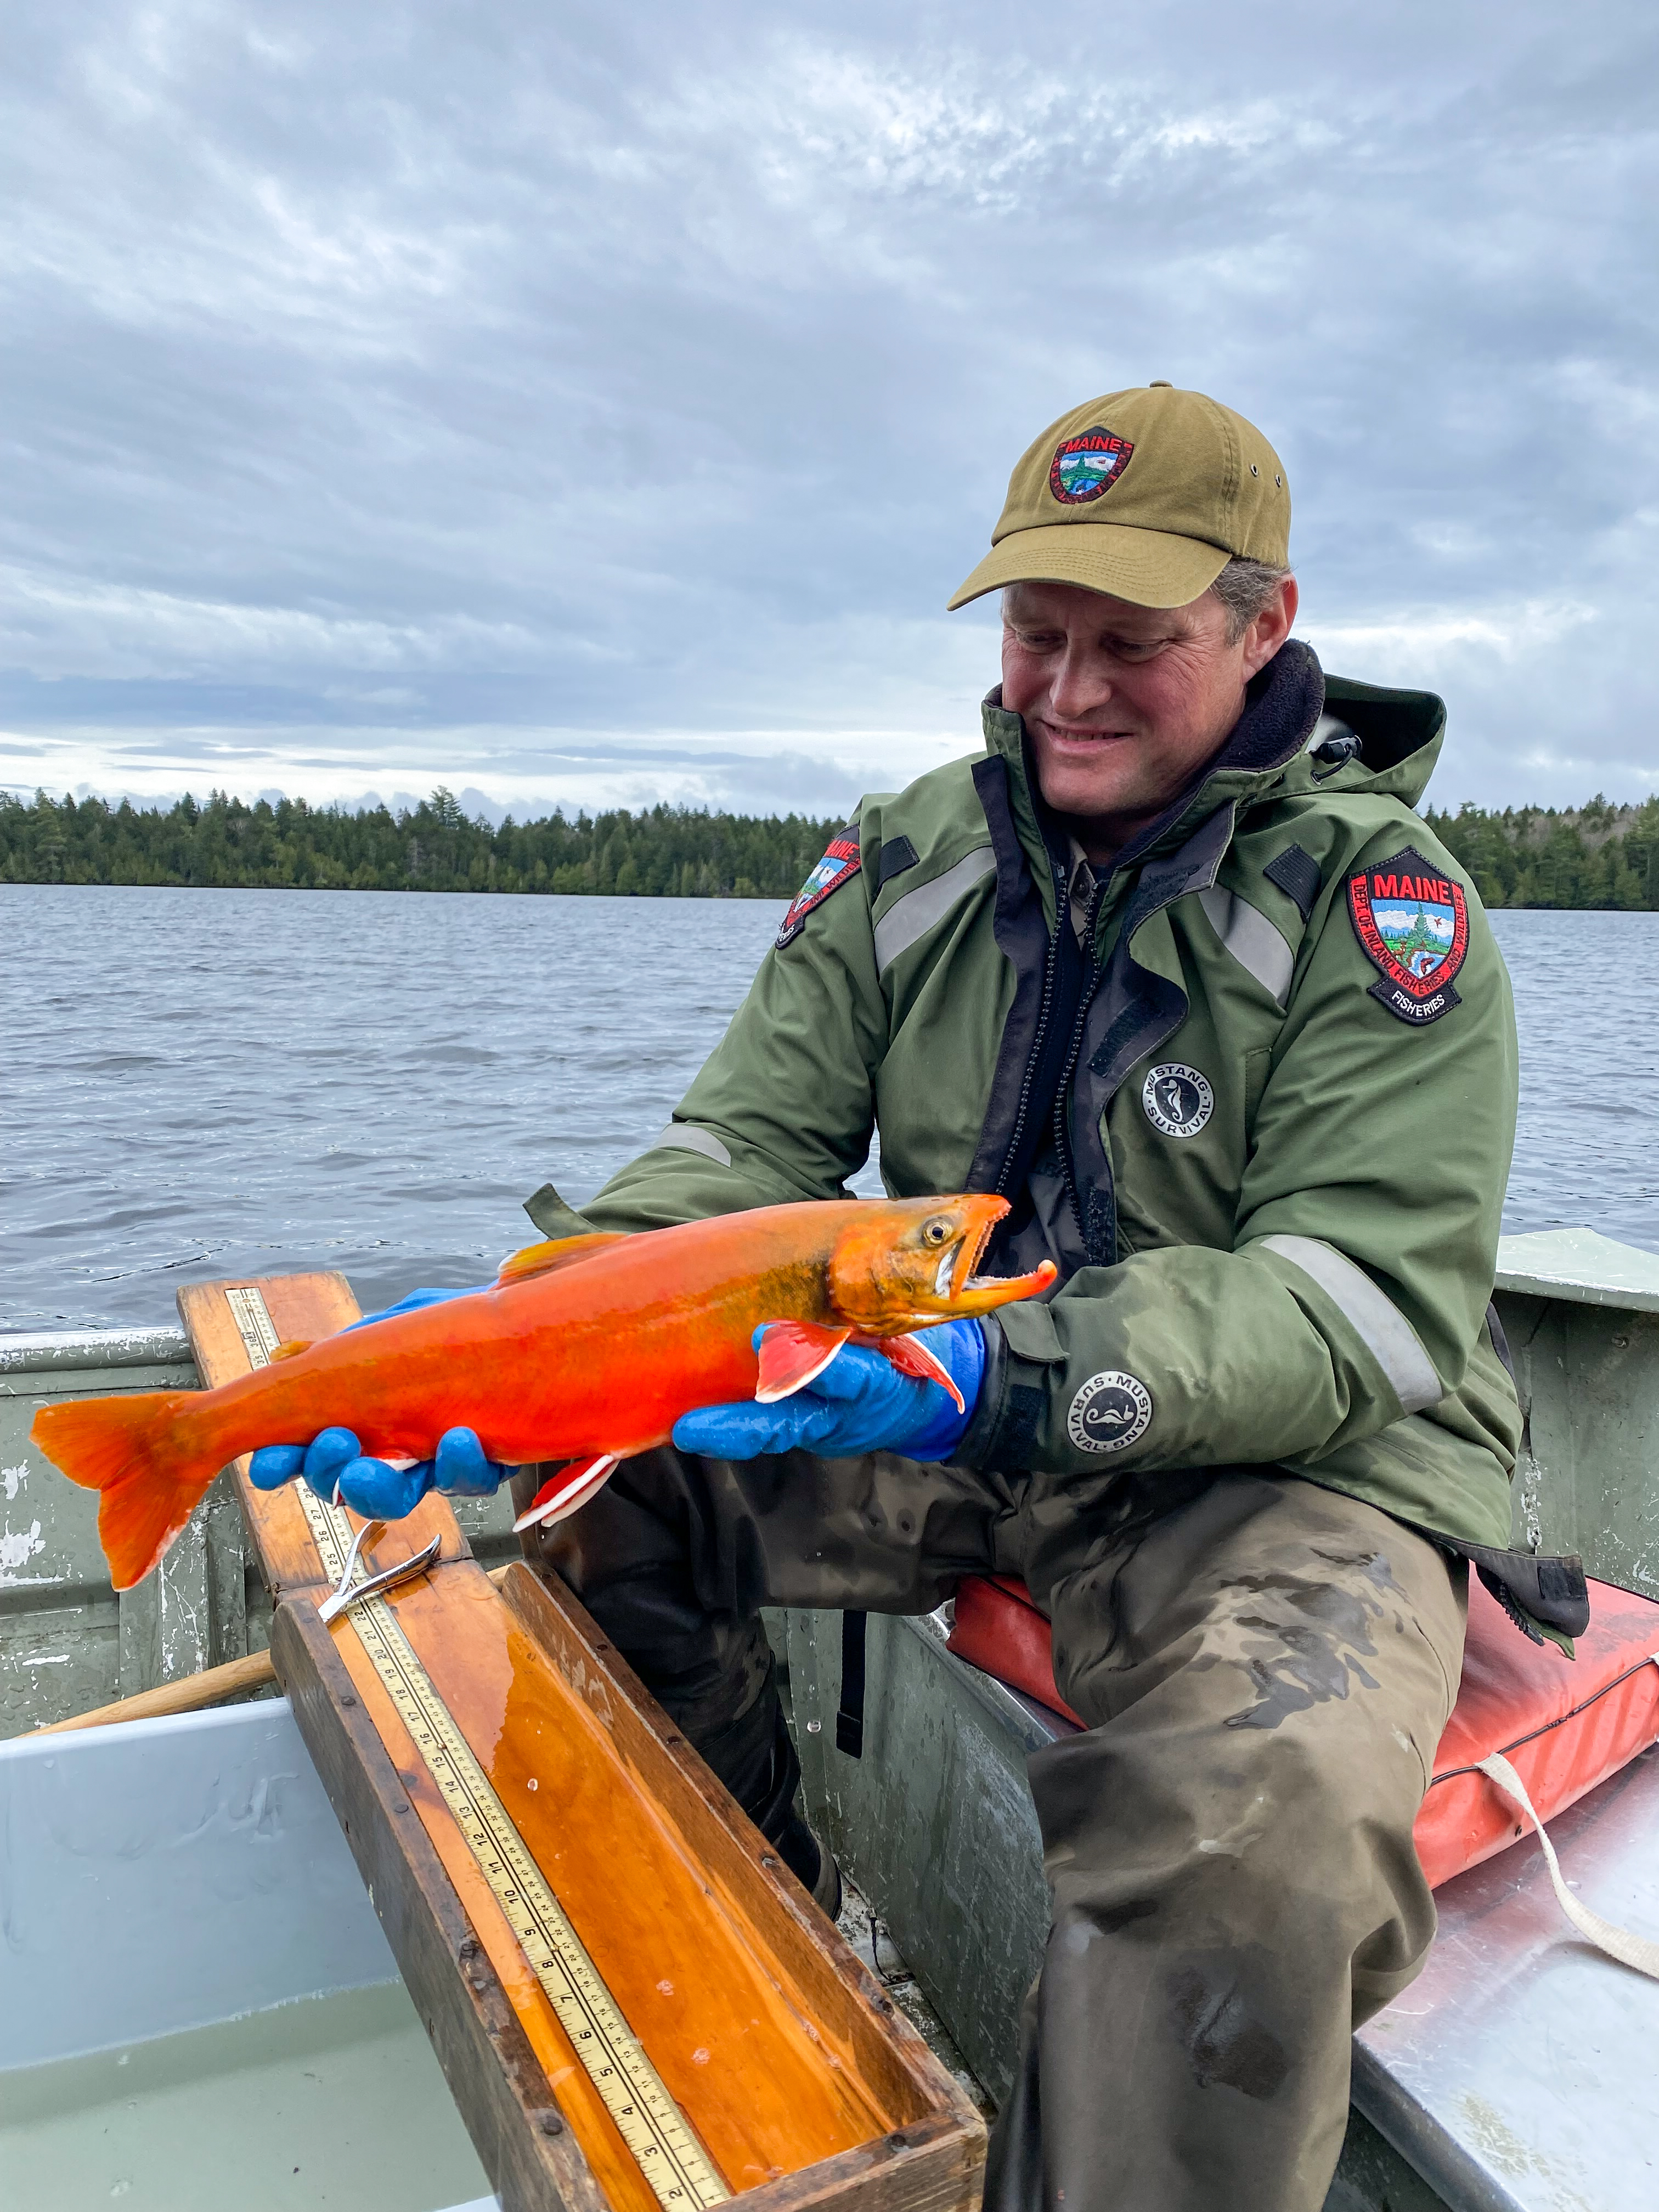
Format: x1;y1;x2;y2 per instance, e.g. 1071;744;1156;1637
246;1285;511;1519
671;1320;984;1462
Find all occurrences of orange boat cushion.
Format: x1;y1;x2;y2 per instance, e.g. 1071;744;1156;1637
945;1569;1659;1888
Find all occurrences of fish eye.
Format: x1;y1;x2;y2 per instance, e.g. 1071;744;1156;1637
922;1217;951;1247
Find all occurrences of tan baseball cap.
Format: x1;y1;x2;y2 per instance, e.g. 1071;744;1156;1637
947;382;1291;611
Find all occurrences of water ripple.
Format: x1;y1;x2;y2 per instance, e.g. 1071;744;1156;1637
2;888;1654;1331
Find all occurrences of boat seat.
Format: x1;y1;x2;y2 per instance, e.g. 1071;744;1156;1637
787;1592;1659;2210
946;1568;1659;1887
922;1573;1659;2210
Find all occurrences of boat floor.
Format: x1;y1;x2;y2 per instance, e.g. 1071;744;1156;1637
0;1983;492;2212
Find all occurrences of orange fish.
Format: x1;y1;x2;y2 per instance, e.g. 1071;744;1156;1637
32;1195;1054;1592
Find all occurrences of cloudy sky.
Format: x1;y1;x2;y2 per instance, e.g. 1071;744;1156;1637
3;1;1656;821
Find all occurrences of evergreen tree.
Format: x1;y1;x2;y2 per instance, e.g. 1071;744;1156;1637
0;788;842;900
12;785;1659;910
1421;798;1659;912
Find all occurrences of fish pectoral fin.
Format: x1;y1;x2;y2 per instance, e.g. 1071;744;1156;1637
495;1232;629;1285
270;1338;314;1362
754;1321;853;1403
511;1453;621;1533
879;1333;965;1413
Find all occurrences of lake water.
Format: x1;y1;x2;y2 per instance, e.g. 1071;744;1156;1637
4;886;1657;1333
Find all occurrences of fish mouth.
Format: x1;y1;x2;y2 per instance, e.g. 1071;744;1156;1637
938;1215;998;1302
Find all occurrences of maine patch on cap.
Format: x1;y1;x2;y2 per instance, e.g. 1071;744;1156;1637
1048;426;1133;505
776;827;861;949
1347;845;1470;1025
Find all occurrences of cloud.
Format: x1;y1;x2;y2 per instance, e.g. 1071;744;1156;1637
2;1;1656;814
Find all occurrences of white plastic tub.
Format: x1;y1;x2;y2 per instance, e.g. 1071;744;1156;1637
0;1699;496;2212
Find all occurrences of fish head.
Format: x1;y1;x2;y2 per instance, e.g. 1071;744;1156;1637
825;1194;1056;1334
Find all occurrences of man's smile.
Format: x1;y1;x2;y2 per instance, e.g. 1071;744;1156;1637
1034;720;1137;748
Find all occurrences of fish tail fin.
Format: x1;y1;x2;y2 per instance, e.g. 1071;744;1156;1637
30;1391;218;1591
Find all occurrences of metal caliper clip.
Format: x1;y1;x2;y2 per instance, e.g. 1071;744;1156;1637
318;1516;443;1624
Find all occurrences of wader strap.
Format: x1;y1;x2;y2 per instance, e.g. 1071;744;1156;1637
1486;1299;1515;1381
1479;1743;1659;1980
1486;1295;1541;1478
836;1610;867;1758
750;1697;803;1839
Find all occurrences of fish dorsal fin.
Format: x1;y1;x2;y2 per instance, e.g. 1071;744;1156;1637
495;1232;628;1286
271;1338;314;1362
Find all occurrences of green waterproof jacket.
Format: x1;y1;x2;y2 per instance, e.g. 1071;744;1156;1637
538;640;1564;1614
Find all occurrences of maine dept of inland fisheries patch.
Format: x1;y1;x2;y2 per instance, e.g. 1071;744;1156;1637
1347;845;1469;1026
776;828;861;949
1068;1371;1153;1455
1049;426;1134;505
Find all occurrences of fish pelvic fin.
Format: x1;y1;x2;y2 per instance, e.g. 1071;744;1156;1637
512;1453;620;1533
878;1331;966;1413
754;1320;853;1403
270;1338;313;1362
495;1232;629;1285
30;1391;216;1592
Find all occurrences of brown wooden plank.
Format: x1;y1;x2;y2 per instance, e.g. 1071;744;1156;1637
177;1272;467;1598
274;1598;614;2212
307;1568;663;2210
356;1553;898;2186
498;1562;986;2161
210;1272;983;2212
285;1548;986;2212
736;2118;985;2212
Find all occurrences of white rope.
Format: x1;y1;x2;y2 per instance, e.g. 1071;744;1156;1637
1477;1748;1659;1981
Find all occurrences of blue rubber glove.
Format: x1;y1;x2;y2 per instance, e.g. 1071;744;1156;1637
671;1321;984;1463
247;1284;511;1520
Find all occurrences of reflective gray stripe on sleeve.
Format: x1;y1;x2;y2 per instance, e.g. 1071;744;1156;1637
1257;1234;1442;1413
1198;886;1295;1007
873;847;996;973
648;1123;732;1168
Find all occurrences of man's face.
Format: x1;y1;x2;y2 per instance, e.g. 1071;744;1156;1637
1000;575;1297;860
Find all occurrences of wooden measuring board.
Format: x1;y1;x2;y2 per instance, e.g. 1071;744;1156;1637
178;1272;984;2212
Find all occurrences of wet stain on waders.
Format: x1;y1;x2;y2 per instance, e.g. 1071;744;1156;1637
1212;1566;1388;1732
1060;1897;1158;1952
1168;1967;1289;2100
1310;1544;1403;1594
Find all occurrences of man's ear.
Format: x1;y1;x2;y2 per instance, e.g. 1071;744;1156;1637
1243;574;1299;670
1241;575;1299;678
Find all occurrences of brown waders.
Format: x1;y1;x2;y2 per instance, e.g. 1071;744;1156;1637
514;1448;1466;2212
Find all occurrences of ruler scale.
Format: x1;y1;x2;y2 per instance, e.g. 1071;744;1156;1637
227;1284;729;2212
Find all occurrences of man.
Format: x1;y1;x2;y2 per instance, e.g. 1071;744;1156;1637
256;385;1548;2211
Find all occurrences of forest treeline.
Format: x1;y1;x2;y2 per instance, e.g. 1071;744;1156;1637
5;784;1659;908
0;787;842;899
1423;795;1659;910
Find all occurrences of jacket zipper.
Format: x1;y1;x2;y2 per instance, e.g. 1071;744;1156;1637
994;856;1068;1198
1052;873;1107;1248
